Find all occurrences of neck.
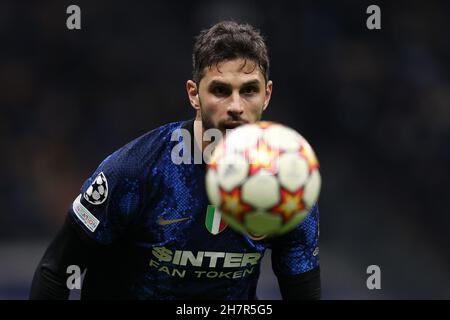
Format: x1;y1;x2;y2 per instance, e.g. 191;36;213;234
193;114;207;152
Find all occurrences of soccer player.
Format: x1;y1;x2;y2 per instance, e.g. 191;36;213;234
30;21;321;300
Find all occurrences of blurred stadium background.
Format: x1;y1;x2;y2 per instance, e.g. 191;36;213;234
1;0;449;299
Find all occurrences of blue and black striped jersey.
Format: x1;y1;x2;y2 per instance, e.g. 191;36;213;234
68;119;320;299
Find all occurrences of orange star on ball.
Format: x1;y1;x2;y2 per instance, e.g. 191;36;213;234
245;140;281;175
219;188;252;221
271;188;306;221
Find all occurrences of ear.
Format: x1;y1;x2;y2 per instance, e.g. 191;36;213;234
263;80;273;111
187;80;200;111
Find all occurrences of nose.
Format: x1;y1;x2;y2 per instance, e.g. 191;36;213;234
227;92;244;116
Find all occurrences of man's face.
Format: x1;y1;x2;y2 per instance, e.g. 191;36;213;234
187;58;272;135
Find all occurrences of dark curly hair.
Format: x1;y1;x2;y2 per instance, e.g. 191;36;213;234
192;21;270;85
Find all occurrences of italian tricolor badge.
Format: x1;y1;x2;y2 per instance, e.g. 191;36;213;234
205;205;228;235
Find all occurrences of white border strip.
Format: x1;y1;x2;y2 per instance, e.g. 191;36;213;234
72;194;100;232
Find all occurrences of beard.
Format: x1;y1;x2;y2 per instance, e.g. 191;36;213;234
201;109;216;131
198;96;265;136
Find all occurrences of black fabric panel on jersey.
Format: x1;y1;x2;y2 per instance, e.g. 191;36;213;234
29;215;137;299
68;215;152;300
277;266;321;300
29;216;92;299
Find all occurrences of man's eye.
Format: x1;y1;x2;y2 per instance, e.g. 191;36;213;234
212;86;229;96
241;86;258;95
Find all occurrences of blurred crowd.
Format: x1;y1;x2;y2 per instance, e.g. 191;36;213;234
0;0;449;298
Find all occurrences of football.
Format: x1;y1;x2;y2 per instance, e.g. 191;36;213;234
205;121;321;237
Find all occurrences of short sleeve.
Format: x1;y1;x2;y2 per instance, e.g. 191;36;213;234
68;151;142;245
271;203;320;276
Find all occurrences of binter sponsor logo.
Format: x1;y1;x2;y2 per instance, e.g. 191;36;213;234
151;247;261;268
149;247;262;279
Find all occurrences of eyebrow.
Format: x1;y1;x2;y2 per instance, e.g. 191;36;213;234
208;79;262;89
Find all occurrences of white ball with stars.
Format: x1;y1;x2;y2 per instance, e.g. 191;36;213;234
205;122;321;237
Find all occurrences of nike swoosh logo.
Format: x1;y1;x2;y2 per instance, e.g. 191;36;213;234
158;217;190;225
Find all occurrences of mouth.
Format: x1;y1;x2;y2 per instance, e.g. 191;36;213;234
222;120;248;130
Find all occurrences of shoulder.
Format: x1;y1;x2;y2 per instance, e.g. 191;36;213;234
114;120;186;162
71;121;190;241
97;120;187;177
80;120;189;198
